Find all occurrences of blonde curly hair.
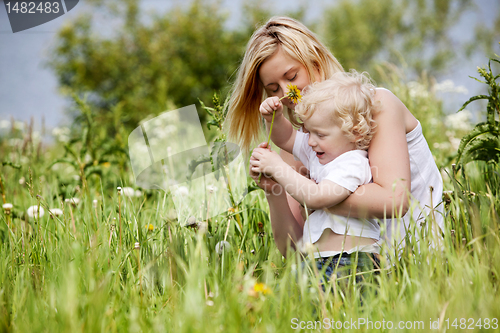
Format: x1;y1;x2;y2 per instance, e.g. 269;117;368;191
295;70;379;150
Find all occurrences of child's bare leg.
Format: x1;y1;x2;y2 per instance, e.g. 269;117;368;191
266;189;304;256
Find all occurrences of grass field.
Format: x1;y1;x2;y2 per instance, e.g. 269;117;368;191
1;68;500;332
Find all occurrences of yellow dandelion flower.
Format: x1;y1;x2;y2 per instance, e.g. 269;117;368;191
146;224;154;231
253;282;271;295
285;84;302;104
228;207;235;213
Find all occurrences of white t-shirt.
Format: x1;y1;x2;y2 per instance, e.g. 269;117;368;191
292;131;380;255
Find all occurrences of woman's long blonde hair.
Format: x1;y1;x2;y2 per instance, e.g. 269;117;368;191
226;16;344;152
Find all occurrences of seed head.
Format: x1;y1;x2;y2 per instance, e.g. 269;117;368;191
3;203;13;214
26;205;44;219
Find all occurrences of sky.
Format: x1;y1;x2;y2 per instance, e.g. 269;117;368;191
0;0;498;131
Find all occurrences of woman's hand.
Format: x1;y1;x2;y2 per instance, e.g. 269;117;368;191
260;96;283;122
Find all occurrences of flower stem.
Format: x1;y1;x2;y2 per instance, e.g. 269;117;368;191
258;95;288;182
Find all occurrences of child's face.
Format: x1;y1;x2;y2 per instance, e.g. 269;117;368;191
259;48;318;110
302;107;356;165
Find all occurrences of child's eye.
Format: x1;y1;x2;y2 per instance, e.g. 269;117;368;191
289;73;297;81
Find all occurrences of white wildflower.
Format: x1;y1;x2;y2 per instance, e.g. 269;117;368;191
206;185;217;193
134;190;142;197
84;154;92;164
19;177;25;185
408;81;429;99
134;242;140;250
434;79;468;94
122;187;135;197
176;186;189;196
65;198;80;206
27;205;44;219
52;127;71;143
215;240;231;254
93;199;98;208
0;120;10;129
117;187;122;195
3;203;13;214
48;208;63;217
14;121;25;131
446;110;472;131
449;137;461;151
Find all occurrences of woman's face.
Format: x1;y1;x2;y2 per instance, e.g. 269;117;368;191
259;48;319;110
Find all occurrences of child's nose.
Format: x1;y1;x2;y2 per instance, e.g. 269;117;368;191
308;136;316;147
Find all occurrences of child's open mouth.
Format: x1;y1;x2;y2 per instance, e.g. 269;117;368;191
316;152;325;158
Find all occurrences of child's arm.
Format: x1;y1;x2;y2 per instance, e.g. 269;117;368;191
260;97;296;154
250;148;351;210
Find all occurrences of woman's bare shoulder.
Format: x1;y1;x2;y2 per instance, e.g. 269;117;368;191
373;87;418;133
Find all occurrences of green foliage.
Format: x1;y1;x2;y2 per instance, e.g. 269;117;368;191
456;56;500;168
2;62;500;331
49;94;129;196
48;0;247;133
1;127;500;332
319;0;473;74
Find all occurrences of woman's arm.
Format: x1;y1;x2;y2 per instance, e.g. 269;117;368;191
327;89;413;219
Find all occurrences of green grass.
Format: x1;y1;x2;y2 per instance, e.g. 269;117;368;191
1;66;500;331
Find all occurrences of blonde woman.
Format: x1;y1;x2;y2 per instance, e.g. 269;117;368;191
226;17;443;262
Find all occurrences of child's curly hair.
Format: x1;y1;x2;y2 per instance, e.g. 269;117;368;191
295;70;379;150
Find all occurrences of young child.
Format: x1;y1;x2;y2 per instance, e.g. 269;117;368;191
250;70;381;258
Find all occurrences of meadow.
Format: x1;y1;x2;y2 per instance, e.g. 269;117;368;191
0;60;500;333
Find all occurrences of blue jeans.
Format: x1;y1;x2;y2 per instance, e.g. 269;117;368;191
302;252;381;294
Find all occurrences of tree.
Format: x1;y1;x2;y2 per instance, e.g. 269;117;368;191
48;0;247;135
318;0;474;75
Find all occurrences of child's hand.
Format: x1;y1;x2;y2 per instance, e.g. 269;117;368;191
250;146;283;177
249;143;281;193
260;96;283;122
